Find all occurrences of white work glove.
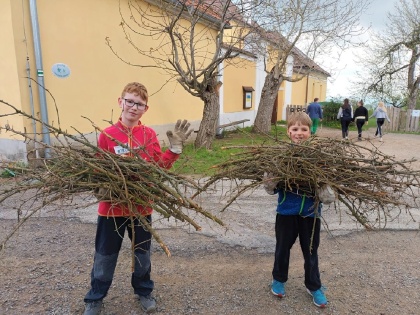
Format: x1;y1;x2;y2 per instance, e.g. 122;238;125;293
263;172;277;195
166;119;193;154
317;184;336;204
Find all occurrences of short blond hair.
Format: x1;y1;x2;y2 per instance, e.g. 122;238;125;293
121;82;148;103
287;111;312;129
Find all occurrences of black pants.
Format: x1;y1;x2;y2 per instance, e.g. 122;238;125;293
356;119;366;138
84;216;153;302
272;214;322;291
340;119;351;138
375;118;385;137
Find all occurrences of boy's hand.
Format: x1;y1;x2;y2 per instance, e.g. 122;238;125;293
263;172;277;195
317;184;336;204
167;119;193;154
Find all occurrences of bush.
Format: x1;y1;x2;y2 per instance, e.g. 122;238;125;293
320;100;342;123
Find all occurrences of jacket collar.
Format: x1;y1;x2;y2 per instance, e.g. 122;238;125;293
116;118;143;131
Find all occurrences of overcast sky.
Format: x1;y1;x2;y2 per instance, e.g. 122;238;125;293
324;0;397;99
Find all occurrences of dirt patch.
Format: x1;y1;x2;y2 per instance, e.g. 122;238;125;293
1;128;420;315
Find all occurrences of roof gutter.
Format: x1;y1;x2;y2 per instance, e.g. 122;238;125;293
29;0;51;157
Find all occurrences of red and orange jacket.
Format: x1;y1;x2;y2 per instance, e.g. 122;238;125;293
97;119;180;217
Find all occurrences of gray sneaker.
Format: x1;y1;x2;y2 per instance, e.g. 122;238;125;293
139;294;157;313
83;300;103;315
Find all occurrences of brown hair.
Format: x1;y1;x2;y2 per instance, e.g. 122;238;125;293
121;82;149;103
287;111;312;129
342;98;350;109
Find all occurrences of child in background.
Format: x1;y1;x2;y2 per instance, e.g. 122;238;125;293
353;100;369;141
263;112;332;308
306;97;323;135
370;101;391;142
337;98;353;140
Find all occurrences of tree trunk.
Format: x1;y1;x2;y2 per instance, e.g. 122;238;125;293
194;90;219;149
253;69;282;134
407;47;420;110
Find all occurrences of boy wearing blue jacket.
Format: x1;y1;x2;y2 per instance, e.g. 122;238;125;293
306;98;323;135
263;112;333;308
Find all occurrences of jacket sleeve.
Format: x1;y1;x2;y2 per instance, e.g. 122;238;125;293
337;108;342;120
145;129;180;169
369;110;376;119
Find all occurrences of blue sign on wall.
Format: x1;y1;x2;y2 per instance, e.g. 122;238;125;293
52;63;71;78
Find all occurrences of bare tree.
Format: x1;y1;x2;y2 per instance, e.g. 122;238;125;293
107;0;261;148
354;0;420;109
251;0;369;133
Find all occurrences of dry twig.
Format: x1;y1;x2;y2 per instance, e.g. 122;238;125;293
0;100;223;255
199;137;420;229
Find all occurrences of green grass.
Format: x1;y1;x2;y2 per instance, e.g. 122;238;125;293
0;161;28;178
172;125;288;176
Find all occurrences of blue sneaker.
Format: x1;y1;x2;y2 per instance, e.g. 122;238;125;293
307;287;328;308
271;280;285;298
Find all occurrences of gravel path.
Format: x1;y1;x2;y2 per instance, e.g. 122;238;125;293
1;127;420;314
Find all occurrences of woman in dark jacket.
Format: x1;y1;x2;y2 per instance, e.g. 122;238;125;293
353;100;369;140
336;98;353;139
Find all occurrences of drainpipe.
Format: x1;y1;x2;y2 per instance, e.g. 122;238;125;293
29;0;51;158
26;56;40;158
305;72;309;106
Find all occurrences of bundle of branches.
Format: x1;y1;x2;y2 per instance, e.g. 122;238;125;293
0;100;223;256
200;137;420;230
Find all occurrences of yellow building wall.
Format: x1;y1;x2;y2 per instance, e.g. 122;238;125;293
309;75;327;103
2;0;329;158
8;0;205;139
0;1;25;140
277;83;285;121
291;73;328;106
223;58;256;112
291;76;308;106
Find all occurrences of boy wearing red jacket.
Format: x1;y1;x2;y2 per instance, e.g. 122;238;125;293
83;82;192;315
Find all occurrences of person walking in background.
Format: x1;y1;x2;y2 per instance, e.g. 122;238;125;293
353;100;369;141
306;97;323;135
337;98;353;140
370;101;391;142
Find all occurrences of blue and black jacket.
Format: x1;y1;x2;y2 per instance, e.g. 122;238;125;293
274;187;321;218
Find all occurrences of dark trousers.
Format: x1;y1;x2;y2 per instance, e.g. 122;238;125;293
340;119;351;138
84;216;153;302
356;119;366;138
375;118;385;137
272;214;322;291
